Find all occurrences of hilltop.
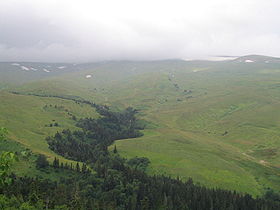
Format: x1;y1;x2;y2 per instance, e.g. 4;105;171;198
233;54;280;63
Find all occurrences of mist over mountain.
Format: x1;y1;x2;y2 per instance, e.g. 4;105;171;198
1;0;280;62
2;1;280;209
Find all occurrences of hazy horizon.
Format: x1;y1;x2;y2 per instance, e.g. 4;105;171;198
1;0;280;62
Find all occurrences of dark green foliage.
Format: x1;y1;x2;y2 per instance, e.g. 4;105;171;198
76;106;144;144
127;157;150;171
0;128;18;186
35;154;49;169
113;145;117;154
1;165;280;209
81;163;87;174
264;189;280;202
46;106;143;162
2;106;279;209
46;129;107;162
53;157;59;168
76;163;80;172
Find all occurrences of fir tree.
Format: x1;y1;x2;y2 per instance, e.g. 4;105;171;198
76;163;80;172
36;154;49;169
113;145;117;154
81;163;87;173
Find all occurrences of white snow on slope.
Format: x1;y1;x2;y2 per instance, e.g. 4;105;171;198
86;74;92;78
43;69;50;73
21;66;30;71
11;63;20;66
245;59;254;63
58;66;66;69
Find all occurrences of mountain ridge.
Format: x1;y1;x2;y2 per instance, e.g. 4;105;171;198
232;54;280;63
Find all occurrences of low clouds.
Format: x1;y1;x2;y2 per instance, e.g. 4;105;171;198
1;0;280;62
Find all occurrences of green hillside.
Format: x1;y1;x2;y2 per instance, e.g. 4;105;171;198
0;91;98;164
1;56;280;196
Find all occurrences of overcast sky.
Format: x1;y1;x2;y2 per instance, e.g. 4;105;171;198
0;0;280;62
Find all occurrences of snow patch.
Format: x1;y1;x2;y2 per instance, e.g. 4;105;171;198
182;56;238;61
245;59;254;63
85;74;92;78
30;67;37;71
265;61;269;63
58;66;66;69
21;66;30;71
11;63;20;66
43;69;50;73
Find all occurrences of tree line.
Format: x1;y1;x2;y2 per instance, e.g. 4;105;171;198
1;106;280;209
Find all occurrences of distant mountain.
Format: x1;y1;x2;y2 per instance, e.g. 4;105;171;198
0;62;103;88
1;55;280;89
233;54;280;63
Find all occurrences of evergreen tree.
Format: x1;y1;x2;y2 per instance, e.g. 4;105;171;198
81;163;87;173
76;163;80;172
35;154;49;169
113;145;117;154
53;157;60;168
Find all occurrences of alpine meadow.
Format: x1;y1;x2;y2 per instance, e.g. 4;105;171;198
2;0;280;209
1;55;280;209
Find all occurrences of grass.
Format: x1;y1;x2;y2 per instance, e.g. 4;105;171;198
2;59;280;196
0;138;78;180
112;130;266;196
0;91;98;166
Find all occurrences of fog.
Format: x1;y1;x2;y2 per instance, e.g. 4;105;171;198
1;0;280;62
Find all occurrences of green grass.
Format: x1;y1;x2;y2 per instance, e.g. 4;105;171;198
0;138;78;180
2;59;280;196
0;91;98;165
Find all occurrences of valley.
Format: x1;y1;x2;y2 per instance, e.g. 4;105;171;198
1;55;280;197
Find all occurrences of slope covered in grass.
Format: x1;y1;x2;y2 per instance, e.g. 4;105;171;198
2;57;280;196
0;91;98;165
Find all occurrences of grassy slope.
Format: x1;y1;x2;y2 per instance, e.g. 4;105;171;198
2;60;280;196
0;138;79;180
0;91;99;169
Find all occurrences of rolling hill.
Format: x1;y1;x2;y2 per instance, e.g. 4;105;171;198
1;55;280;196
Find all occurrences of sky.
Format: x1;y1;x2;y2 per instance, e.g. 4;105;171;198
0;0;280;62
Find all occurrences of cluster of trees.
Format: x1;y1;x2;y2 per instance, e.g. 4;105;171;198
46;107;144;162
77;106;144;142
36;154;90;174
53;157;90;174
127;156;150;171
44;106;280;209
1;103;280;209
2;155;280;209
46;129;101;162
